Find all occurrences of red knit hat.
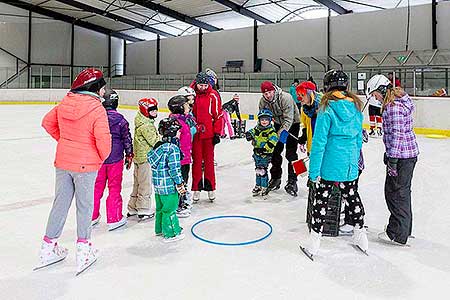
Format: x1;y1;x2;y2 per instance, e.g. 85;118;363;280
296;81;316;96
260;81;275;93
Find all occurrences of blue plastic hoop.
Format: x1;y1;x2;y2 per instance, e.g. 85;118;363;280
190;215;273;246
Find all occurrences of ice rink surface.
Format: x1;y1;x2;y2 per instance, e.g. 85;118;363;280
1;105;450;300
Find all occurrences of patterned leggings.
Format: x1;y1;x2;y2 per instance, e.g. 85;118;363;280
311;179;365;234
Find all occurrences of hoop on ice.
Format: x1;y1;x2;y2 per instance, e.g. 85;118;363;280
191;215;273;246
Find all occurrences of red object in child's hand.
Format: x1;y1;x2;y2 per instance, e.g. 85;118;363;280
125;153;134;170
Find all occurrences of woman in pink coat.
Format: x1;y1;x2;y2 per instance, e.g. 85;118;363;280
36;68;111;275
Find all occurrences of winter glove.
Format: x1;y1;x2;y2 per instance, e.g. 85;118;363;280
212;134;221;145
384;153;398;177
124;153;134;170
245;131;254;141
176;183;187;196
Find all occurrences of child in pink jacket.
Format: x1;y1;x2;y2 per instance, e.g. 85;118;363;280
168;95;194;218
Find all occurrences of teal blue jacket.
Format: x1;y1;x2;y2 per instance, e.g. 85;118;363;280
309;96;363;182
290;85;300;104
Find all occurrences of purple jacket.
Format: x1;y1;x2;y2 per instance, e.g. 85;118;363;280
104;109;133;164
382;94;419;159
169;113;192;165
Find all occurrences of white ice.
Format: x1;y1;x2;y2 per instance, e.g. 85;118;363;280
1;105;450;300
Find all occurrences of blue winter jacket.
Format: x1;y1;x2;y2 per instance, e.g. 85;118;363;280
289;85;300;104
309;93;363;182
147;141;183;195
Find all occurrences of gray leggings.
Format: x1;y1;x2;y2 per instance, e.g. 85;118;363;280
45;168;97;240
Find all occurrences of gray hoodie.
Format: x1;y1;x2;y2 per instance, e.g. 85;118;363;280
259;85;300;133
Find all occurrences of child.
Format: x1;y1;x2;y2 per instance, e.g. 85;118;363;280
245;109;278;197
128;98;160;221
38;68;110;275
147;117;186;242
366;74;419;246
301;70;367;259
167;95;193;218
221;93;242;139
368;94;383;137
176;86;197;137
296;81;322;154
92;88;133;231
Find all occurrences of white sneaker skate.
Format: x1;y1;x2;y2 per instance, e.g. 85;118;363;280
353;227;369;254
108;216;127;231
162;233;185;243
91;215;100;227
300;231;321;261
34;239;68;271
193;191;200;203
76;241;98;276
339;224;354;236
208;191;215;202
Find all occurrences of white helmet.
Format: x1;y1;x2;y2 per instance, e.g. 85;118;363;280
177;86;196;97
205;68;217;79
366;74;392;98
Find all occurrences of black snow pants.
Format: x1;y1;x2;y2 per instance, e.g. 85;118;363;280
271;122;300;182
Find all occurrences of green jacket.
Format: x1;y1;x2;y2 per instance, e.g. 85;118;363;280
133;112;159;164
248;125;278;156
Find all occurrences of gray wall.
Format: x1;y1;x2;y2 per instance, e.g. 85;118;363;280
126;40;156;75
126;2;450;75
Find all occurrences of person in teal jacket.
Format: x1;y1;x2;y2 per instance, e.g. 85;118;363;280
289;79;301;110
302;70;368;259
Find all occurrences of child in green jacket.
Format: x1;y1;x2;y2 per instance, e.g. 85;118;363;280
245;109;278;197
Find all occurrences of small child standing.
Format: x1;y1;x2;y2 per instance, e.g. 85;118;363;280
221;93;242;139
92;88;133;231
128;98;160;221
147;117;186;242
167;95;194;218
245;109;278;196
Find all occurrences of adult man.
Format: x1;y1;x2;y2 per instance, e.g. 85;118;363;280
259;81;300;196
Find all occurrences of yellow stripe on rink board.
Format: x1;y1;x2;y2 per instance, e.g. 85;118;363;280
1;101;449;137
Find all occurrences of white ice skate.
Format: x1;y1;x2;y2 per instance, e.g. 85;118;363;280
76;241;98;276
34;239;68;271
208;191;215;202
353;227;369;255
162;233;185;243
300;231;321;261
176;205;191;218
91;215;100;227
108;216;127;231
339;224;354;236
193;191;200;203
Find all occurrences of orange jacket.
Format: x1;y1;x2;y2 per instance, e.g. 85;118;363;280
42;92;111;173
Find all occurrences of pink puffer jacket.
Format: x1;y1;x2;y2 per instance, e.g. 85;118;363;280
42;92;111;172
169;113;192;165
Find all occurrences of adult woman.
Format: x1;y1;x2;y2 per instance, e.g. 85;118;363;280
302;70;367;259
366;74;419;246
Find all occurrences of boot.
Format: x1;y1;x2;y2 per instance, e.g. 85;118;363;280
260;187;269;197
353;226;368;252
193;191;200;203
267;178;281;191
252;186;261;196
76;241;98;275
208;191;215;202
108;216;127;231
305;231;322;256
284;179;298;197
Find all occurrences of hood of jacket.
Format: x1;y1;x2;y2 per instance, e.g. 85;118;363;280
395;93;414;114
327;91;359;123
58;92;103;121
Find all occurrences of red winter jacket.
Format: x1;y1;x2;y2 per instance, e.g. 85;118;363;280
190;82;223;139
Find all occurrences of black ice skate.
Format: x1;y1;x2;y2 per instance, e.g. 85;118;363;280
138;212;155;222
284;180;298;197
252;186;262;196
267;178;281;191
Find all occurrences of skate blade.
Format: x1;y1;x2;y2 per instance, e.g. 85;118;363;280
33;256;66;271
76;258;97;276
299;245;314;261
108;222;127;232
352;244;369;256
137;214;155;223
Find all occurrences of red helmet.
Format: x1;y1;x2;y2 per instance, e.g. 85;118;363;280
71;68;106;92
138;98;158;117
296;81;316;96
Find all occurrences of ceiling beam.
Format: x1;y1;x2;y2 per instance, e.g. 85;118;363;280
0;0;143;42
125;0;221;32
53;0;175;37
213;0;273;24
313;0;352;14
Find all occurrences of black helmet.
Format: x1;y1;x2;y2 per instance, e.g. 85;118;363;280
195;72;210;85
168;95;187;114
102;88;119;110
158;117;182;138
323;69;348;92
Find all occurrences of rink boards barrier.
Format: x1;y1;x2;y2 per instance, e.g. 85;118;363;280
1;89;449;136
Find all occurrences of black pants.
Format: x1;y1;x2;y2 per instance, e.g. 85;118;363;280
312;179;365;234
179;164;190;207
385;157;417;244
343;170;362;225
271;122;300;181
